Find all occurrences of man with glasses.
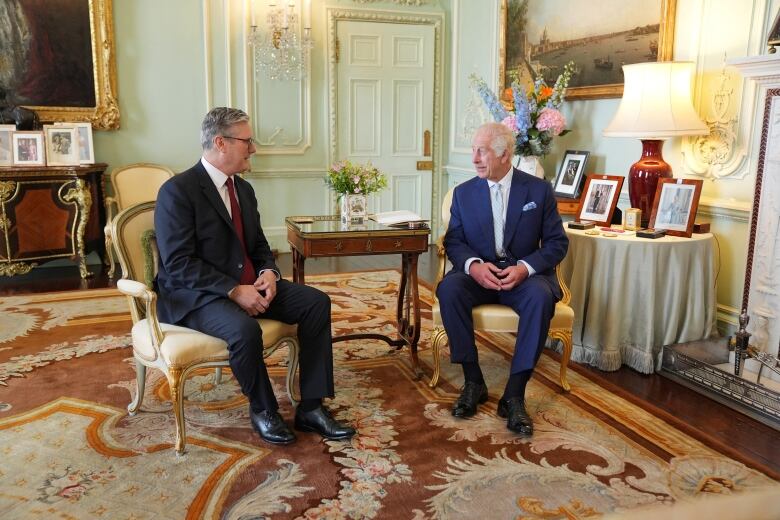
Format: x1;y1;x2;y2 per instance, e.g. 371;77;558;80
154;107;355;445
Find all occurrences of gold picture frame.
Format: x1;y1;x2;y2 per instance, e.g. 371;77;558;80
499;0;676;101
11;0;119;130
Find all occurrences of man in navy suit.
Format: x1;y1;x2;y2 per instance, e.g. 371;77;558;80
437;122;568;436
155;107;355;445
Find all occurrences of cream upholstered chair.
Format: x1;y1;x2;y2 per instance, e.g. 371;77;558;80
428;188;574;391
112;201;300;455
104;163;175;278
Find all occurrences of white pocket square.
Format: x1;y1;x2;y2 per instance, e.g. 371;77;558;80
522;202;537;211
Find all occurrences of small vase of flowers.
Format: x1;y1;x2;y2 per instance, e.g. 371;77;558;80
469;62;575;176
326;160;388;224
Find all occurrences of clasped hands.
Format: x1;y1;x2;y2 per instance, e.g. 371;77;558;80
469;261;528;291
229;270;277;315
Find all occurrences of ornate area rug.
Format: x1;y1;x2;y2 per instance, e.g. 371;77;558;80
0;271;777;519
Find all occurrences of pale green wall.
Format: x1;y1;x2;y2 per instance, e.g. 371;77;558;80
93;0;206;172
91;0;769;329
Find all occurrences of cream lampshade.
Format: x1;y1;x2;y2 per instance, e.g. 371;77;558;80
603;61;708;225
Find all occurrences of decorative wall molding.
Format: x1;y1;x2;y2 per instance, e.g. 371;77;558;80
245;169;325;179
682;64;747;179
326;7;445;233
351;0;430;5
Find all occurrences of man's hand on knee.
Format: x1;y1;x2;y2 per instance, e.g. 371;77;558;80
229;285;270;315
496;263;528;291
253;270;277;305
468;262;502;290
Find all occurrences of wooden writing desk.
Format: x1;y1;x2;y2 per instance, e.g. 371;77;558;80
286;216;430;378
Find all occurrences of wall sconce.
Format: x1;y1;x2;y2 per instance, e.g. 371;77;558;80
249;0;313;81
603;61;708;226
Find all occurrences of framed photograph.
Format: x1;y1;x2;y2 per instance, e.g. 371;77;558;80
55;122;95;164
553;150;590;198
1;0;119;129
12;131;45;166
0;125;15;166
576;174;625;226
44;126;80;166
499;0;676;100
649;178;703;237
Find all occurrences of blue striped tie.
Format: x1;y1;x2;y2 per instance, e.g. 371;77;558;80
491;183;505;257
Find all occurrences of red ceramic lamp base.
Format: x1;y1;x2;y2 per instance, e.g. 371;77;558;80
628;139;672;226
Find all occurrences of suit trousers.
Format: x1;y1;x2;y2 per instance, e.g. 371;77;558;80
436;271;556;374
179;279;334;412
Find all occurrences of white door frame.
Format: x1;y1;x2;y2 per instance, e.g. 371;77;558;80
327;7;445;237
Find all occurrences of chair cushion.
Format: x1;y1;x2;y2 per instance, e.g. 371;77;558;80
432;301;574;333
131;319;298;367
132;320;228;367
257;319;297;345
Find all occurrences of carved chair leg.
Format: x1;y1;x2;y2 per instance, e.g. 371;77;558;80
214;367;222;385
168;368;187;456
428;327;448;389
286;339;301;406
127;359;147;415
549;329;572;392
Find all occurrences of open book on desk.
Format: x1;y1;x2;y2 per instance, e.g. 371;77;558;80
370;210;429;228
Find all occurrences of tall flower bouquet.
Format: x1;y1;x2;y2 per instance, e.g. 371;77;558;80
469;62;575;157
325;159;387;195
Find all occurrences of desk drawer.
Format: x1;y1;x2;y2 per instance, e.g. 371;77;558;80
310;236;427;256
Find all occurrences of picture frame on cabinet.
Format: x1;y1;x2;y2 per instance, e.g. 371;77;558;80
55;122;95;164
499;0;676;100
44;126;80;166
576;174;625;226
0;125;15;166
649;178;703;237
12;131;46;166
553;149;590;198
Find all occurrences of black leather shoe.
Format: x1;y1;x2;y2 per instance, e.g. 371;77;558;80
250;408;296;445
451;381;488;418
497;397;533;436
294;406;356;440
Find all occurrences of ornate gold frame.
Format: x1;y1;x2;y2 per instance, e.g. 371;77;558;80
21;0;120;130
499;0;676;101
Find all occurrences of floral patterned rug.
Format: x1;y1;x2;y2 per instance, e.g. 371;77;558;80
0;271;777;519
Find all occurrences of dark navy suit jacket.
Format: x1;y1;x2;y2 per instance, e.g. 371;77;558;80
443;168;568;299
154;161;278;324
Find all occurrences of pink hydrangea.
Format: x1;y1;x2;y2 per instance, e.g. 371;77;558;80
501;115;519;133
535;107;566;136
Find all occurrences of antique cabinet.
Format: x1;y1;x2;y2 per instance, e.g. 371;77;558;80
0;164;107;278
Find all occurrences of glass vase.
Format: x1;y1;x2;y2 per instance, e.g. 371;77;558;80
340;193;367;224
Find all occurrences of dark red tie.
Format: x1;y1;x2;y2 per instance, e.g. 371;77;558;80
225;177;256;284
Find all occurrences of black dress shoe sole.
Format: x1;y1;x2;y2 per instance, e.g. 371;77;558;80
294;420;356;440
251;423;296;445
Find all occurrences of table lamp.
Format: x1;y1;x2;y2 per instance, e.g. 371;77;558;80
603;61;708;226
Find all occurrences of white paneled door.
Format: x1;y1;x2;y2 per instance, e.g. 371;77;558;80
337;20;434;223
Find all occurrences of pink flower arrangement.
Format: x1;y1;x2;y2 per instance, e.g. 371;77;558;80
536;107;566;136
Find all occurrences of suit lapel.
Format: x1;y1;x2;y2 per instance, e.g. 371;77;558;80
235;176;256;246
197;165;233;228
475;179;495;250
503;169;529;250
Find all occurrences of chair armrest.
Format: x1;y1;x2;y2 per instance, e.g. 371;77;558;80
555;264;571;306
117;279;165;350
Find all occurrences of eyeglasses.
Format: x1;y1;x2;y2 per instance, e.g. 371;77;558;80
222;135;256;146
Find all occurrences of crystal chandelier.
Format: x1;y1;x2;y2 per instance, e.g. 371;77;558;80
249;1;313;81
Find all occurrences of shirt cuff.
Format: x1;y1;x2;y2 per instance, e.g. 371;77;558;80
258;268;281;281
465;257;482;275
518;260;535;276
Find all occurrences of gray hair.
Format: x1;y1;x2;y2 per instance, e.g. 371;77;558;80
477;122;515;157
200;107;250;150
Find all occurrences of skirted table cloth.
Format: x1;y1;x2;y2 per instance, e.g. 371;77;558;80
560;228;717;373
